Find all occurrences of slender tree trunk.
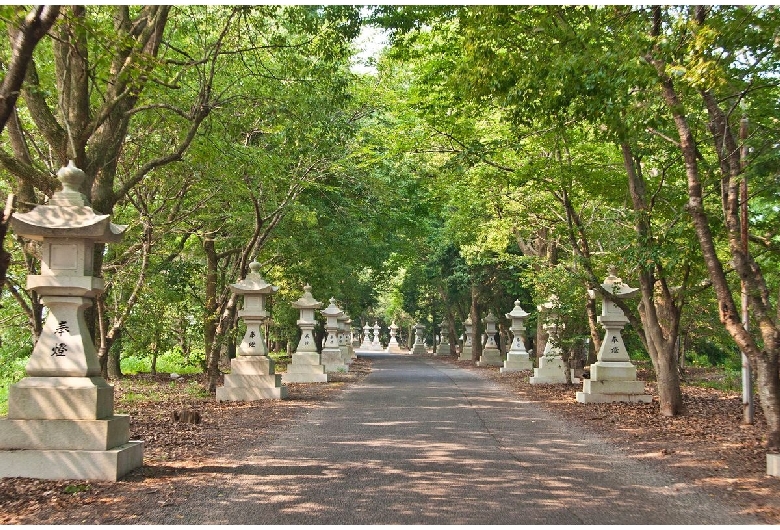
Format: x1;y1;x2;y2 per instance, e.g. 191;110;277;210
0;195;14;293
622;142;683;415
203;234;218;360
585;287;601;364
470;283;482;362
150;325;162;375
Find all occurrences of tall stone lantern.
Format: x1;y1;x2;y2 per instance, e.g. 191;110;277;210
412;323;427;355
436;318;450;356
0;161;143;481
386;321;404;353
321;298;348;372
530;295;567;384
458;316;474;361
477;311;503;366
216;261;287;401
576;268;652;404
359;322;372;351
371;321;382;351
282;285;328;383
501;300;533;372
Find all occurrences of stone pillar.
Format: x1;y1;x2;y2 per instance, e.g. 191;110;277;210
576;268;652;403
359;323;372;351
501;300;533;372
217;262;287;401
0;162;143;481
386;321;404;353
371;322;382;351
321;298;348;372
530;295;568;384
436;318;450;356
345;318;357;360
458;317;474;361
477;311;503;366
338;314;353;365
282;285;328;383
412;323;427;355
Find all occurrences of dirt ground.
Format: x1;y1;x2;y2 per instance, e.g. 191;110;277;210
1;355;778;524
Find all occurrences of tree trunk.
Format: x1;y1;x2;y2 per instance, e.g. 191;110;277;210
0;195;14;293
585;287;601;365
203;234;218;360
150;328;159;375
0;6;60;137
622;142;684;415
470;283;482;362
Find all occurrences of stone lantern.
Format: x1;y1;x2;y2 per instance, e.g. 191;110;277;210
371;321;382;351
576;268;652;403
412;323;427;355
530;295;567;384
386;321;404;353
359;322;372;351
0;161;142;481
282;285;328;383
458;316;474;361
321;298;348;372
501;300;533;372
477;311;503;366
216;261;287;401
436;318;450;357
337;314;353;365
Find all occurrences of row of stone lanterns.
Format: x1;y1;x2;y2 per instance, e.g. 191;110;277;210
0;162;651;483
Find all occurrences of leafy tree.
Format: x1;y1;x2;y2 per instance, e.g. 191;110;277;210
644;5;780;446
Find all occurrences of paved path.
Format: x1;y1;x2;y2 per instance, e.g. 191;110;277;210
140;353;759;524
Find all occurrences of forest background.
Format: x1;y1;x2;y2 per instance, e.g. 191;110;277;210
0;6;779;445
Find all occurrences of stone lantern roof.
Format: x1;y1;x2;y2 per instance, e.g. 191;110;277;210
483;311;498;325
11;161;125;242
506;300;529;320
230;261;278;295
291;284;322;309
321;298;344;318
601;266;639;299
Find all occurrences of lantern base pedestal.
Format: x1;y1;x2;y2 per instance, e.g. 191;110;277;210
0;441;143;482
216;386;288;401
8;376;114;420
575;390;652;404
476;348;503;367
434;342;450;356
575;361;651;403
501;353;533;373
216;357;287;401
321;349;348;373
341;347;354;365
529;355;567;384
412;343;427;355
385;339;405;354
281;352;329;383
458;347;473;361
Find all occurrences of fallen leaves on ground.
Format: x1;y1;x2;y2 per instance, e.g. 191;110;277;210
0;358;370;524
454;359;780;524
